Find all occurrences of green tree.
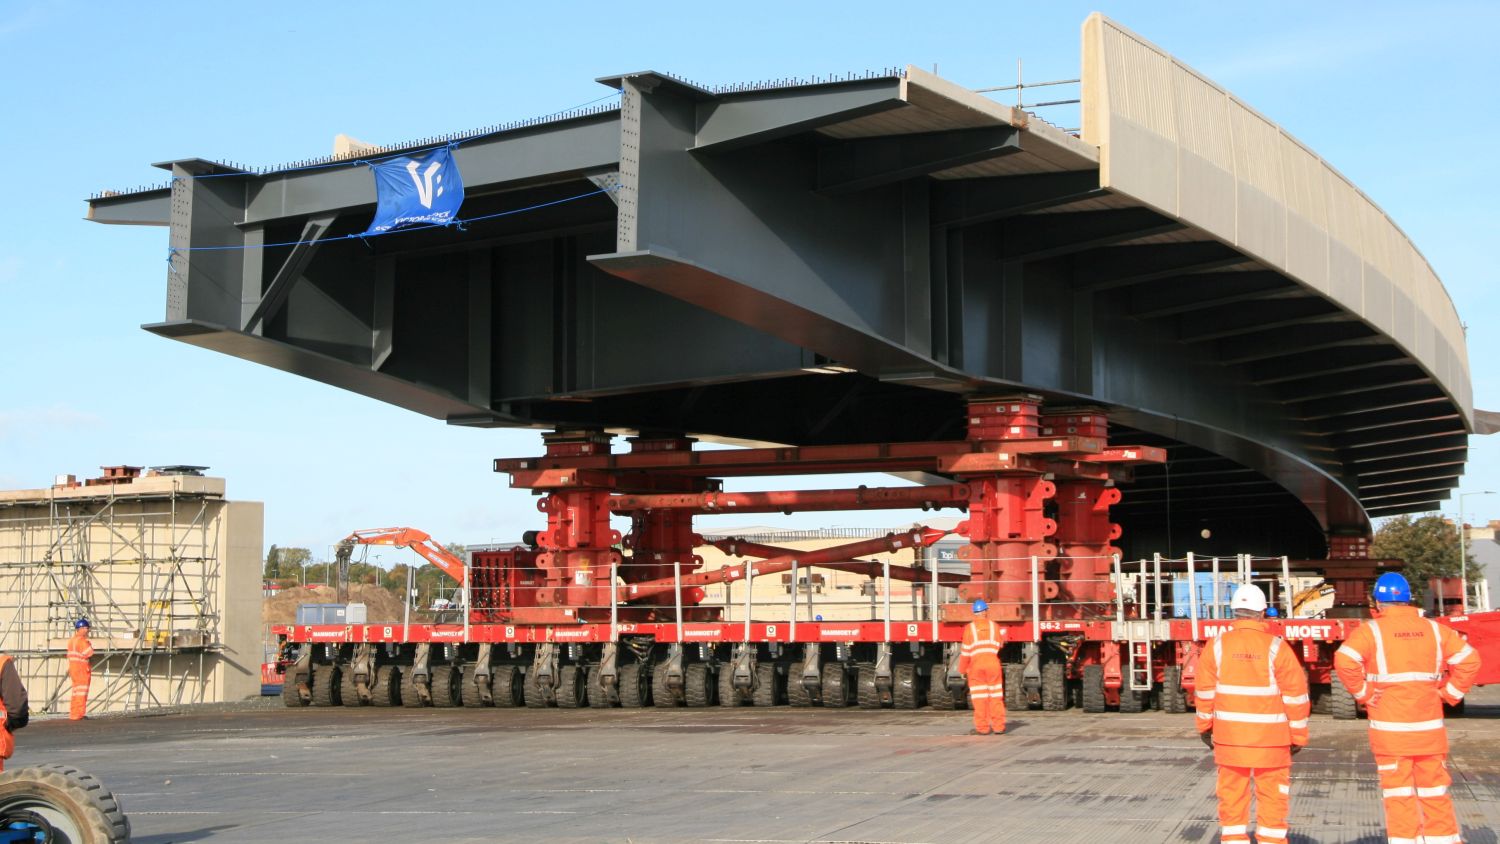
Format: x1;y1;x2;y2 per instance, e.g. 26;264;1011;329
1370;515;1483;600
263;544;280;580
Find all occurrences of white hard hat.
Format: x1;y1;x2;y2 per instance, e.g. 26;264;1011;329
1230;584;1268;613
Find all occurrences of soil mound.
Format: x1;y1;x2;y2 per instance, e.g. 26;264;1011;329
263;584;407;624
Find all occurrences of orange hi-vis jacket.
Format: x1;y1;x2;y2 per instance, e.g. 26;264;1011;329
67;632;94;680
1195;620;1310;765
1333;605;1481;757
958;619;1004;675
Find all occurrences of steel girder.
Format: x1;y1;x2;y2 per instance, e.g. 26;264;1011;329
86;67;1472;557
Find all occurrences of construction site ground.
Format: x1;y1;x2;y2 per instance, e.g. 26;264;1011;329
18;686;1500;844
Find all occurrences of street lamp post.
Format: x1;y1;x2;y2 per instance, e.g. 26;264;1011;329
1457;490;1495;613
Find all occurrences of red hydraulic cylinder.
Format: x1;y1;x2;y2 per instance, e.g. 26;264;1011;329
610;484;971;515
623;528;947;603
533;431;622;609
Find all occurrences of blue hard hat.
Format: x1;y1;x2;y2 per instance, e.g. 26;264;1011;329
1265;607;1279;618
74;618;90;629
814;614;823;622
1374;572;1412;604
972;599;989;614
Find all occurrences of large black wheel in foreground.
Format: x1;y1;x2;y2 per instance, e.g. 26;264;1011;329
0;764;130;844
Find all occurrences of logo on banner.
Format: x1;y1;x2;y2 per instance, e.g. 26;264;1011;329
365;147;465;234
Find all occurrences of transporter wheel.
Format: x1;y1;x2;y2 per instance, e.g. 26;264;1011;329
1003;664;1027;711
752;663;783;707
652;662;681;708
430;665;460;708
786;664;813;707
0;764;131;844
1118;686;1146;713
1330;679;1357;720
371;665;401;707
822;662;851;708
1309;685;1329;715
618;663;650;708
310;664;341;707
1081;665;1106;713
927;668;960;710
460;665;491;708
340;666;365;707
523;669;549;708
1041;661;1067;712
1160;666;1187;714
855;664;882;710
586;666;614;709
400;668;428;708
718;663;747;707
280;671;308;708
892;664;924;710
1444;698;1466;717
684;663;715;707
556;665;586;709
493;665;523;708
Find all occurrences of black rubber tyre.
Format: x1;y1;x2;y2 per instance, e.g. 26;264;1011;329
786;662;813;707
1003;663;1027;711
430;665;460;708
855;664;882;710
1309;684;1330;715
1161;665;1187;714
685;663;715;707
371;665;401;707
752;662;782;707
340;666;365;707
822;662;851;708
1330;679;1357;720
280;670;307;707
928;668;960;710
892;663;924;710
523;668;549;708
1041;661;1067;712
718;663;746;707
586;666;614;709
493;665;523;708
400;668;428;708
619;663;650;708
1444;698;1466;717
0;764;131;844
652;662;681;708
1118;685;1146;713
310;663;341;707
1081;664;1106;713
556;665;585;709
460;665;491;708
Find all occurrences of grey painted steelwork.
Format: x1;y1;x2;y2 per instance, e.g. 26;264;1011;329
87;52;1470;557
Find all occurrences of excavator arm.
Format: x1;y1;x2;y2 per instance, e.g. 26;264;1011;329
340;527;468;585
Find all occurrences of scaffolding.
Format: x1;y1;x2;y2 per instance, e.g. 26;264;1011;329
0;472;254;716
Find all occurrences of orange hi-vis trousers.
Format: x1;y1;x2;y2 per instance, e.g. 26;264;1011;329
1215;765;1290;843
966;656;1005;734
1376;755;1460;844
69;669;90;720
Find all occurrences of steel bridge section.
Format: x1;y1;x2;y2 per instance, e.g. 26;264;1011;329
88;28;1472;558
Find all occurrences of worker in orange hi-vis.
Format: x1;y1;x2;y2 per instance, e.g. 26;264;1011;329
67;618;95;721
1195;584;1310;844
959;600;1006;735
1334;572;1481;844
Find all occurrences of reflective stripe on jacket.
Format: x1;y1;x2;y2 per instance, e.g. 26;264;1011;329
67;634;93;672
1195;619;1310;748
1333;605;1482;756
958;620;1003;675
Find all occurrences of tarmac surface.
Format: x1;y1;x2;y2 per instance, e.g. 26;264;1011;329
13;687;1500;843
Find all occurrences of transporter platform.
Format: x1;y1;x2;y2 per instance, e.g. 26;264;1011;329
20;687;1500;843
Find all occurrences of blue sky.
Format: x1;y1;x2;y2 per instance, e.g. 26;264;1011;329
2;1;1497;565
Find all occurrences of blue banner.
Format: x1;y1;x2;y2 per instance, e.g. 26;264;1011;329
365;147;464;235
